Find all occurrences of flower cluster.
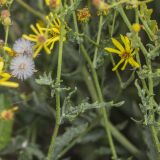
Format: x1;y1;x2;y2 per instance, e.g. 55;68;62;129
9;38;35;80
23;13;64;58
4;38;36;81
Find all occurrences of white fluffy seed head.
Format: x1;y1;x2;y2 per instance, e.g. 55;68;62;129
13;38;34;57
10;55;35;80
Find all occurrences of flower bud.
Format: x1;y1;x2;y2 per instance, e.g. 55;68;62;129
1;9;10;20
92;0;109;10
3;17;11;26
1;10;11;26
132;23;142;32
45;0;61;8
0;107;18;121
92;0;101;6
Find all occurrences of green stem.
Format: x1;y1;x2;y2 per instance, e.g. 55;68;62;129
134;8;149;94
82;66;99;101
4;26;9;46
83;34;99;47
15;0;45;21
93;15;103;68
138;11;155;41
46;19;65;160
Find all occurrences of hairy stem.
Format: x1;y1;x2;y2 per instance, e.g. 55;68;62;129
46;19;65;160
93;15;103;68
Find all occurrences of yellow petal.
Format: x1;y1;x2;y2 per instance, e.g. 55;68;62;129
45;0;49;5
44;45;51;54
120;35;130;53
0;81;19;88
49;42;55;50
4;46;16;56
52;27;60;34
30;25;39;35
33;45;43;58
104;47;121;55
0;72;11;80
36;23;43;34
112;38;125;52
0;58;4;73
112;59;124;71
128;58;140;68
121;60;128;70
23;35;37;42
124;36;131;52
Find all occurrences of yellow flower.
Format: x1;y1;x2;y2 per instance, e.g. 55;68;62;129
105;35;140;71
44;13;64;50
0;58;19;88
23;14;63;58
77;8;91;22
23;23;51;58
0;106;18;120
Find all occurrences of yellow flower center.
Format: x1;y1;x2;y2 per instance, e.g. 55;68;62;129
77;8;91;22
121;52;131;59
37;35;46;44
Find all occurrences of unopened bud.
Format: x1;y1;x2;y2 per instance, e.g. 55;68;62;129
92;0;109;16
92;0;101;6
1;9;10;20
0;0;6;6
132;23;142;32
3;17;11;26
46;0;61;8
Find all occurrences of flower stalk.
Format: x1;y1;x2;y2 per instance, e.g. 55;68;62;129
46;17;65;160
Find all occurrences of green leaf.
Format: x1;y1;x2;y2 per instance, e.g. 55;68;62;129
62;99;124;122
53;124;88;160
35;72;53;86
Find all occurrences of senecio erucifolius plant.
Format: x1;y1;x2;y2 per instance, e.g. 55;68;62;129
1;0;160;160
